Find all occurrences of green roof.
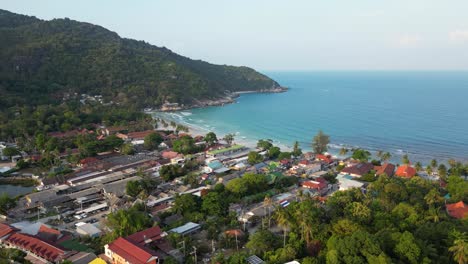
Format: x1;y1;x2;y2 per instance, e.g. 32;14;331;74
207;144;244;155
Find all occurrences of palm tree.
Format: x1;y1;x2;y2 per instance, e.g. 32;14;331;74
223;133;235;146
426;165;433;175
415;162;423;172
274;206;291;247
448;159;458;168
449;233;468;264
339;147;349;156
263;195;273;228
376;150;383;159
425;206;442;223
430;159;438;169
381;152;392;162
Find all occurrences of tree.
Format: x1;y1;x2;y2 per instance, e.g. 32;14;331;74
426;165;433;175
2;147;20;159
247;151;263;165
415;162;422;172
312;130;329;154
381;152;392;162
204;132;218;146
173;135;199;154
126;180;142;197
394;231;421;264
352;149;371;162
438;164;447;178
292;141;302;157
174;194;201;216
376;150;383;159
202;192;227;217
339;147;349;156
278;152;292;160
267;146;281;159
449;232;468;264
226;178;248;197
0;194;16;215
246;230;280;255
144;132;163;150
430;159;438;169
274;206;291;247
257;139;273;150
401;154;410;165
120;143;135;155
106;207;152;238
223;133;235;145
159;164;186;182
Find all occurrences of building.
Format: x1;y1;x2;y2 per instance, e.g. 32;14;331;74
341;163;374;177
126;226;164;246
206;144;246;158
395;165;417;178
302;178;328;195
4;232;69;262
446;201;468;219
169;222;201;236
76;223;102;238
374;163;395;177
105;237;159;264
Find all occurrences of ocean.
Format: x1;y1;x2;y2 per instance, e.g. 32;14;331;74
154;71;468;164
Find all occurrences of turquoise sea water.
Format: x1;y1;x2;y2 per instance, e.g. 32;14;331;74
156;71;468;164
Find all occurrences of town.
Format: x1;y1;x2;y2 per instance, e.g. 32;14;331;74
0;123;467;264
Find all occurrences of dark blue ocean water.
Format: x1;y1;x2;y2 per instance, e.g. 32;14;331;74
157;71;468;164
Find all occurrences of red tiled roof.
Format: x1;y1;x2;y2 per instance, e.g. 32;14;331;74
224;229;245;237
299;160;310;166
108;237;158;264
38;225;61;236
126;226;163;246
395;165;417;178
302;178;327;189
280;159;290;165
375;163;395;176
0;223;17;238
316;154;333;164
5;233;66;262
341;163;374;176
79;157;100;166
127;130;156;140
446;201;468;219
162;151;180;159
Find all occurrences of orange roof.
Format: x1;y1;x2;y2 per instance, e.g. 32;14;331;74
0;223;17;238
375;163;395;176
395;165;417;178
127;130;156;140
162;151;180;159
108;237;158;264
446;201;468;219
38;224;61;236
225;229;245;237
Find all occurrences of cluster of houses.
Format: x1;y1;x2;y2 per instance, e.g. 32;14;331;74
1;121;467;263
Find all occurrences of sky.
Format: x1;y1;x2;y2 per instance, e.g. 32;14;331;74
2;0;468;71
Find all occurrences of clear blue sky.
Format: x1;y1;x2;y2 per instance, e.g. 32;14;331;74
2;0;468;71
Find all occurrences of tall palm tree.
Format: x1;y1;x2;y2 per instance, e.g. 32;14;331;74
274;206;291;247
339;147;349;156
449;233;468;264
376;150;383;159
430;159;438;169
381;152;392;162
415;162;423;172
263;195;273;228
426;165;433;175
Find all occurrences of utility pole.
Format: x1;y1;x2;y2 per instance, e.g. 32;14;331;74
177;241;186;256
211;240;215;253
190;246;197;263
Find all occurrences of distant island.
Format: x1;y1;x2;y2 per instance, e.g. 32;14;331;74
0;9;286;111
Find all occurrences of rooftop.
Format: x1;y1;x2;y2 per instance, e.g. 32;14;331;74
107;237;158;264
446;201;468;219
207;144;244;155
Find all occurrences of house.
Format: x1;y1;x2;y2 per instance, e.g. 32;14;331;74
169;222;201;236
374;163;396;177
206;144;246;158
298;160;310;167
105;237;159;264
76;223;102;238
336;174;365;191
302;178;328;195
395;165;417;178
126;226;164;246
37;224;62;242
67;252;98;264
341;163;374;177
4;232;69;262
446;201;468;219
161;151;181;160
316;154;334;165
0;223;18;242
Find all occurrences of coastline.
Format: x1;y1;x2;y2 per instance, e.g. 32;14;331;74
157;87;288;112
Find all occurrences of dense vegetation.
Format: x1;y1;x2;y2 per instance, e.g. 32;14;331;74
0;9;280;109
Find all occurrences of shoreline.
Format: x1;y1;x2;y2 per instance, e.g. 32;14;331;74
156;87;288;112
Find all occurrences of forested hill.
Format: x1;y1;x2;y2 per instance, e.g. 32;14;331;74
0;9;282;109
